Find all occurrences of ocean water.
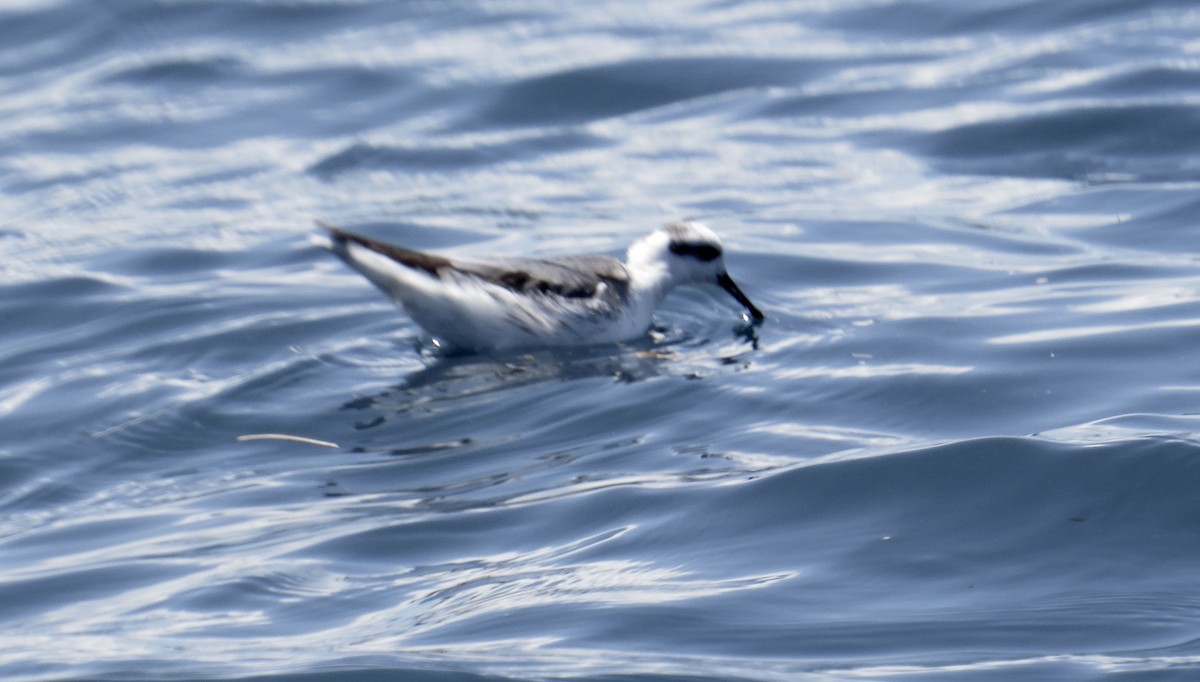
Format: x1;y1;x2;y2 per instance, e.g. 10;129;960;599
3;0;1200;680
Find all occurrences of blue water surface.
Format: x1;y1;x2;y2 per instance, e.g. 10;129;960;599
3;1;1200;680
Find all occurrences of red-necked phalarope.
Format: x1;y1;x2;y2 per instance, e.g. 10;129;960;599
317;220;764;352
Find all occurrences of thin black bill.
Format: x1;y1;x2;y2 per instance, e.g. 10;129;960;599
717;273;764;321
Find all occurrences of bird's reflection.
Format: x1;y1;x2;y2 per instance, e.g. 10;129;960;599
336;322;760;432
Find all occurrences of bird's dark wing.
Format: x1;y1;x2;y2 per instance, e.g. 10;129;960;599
319;221;451;276
457;255;629;299
319;222;629;300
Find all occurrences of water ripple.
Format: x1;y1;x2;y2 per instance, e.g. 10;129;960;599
5;0;1200;680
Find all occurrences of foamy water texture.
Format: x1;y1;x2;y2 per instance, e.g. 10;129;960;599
3;1;1200;680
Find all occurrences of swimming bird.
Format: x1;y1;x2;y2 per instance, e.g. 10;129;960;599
317;220;764;352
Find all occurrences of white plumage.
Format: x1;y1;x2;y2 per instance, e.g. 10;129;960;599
318;220;763;352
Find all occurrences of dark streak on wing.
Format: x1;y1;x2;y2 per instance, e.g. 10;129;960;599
318;221;629;301
319;221;452;276
466;256;629;299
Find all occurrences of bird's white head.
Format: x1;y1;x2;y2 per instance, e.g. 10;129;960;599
627;221;764;320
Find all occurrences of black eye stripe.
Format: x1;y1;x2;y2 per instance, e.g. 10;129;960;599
669;241;722;262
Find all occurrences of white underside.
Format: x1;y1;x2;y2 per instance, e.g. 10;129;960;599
336;241;657;352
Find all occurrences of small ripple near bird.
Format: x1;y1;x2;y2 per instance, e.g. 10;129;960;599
316;220;764;352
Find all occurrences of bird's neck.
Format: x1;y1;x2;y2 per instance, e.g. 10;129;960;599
625;253;674;305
